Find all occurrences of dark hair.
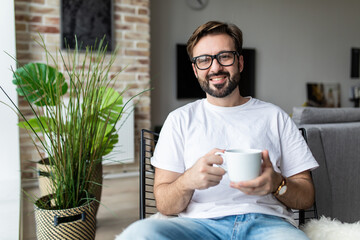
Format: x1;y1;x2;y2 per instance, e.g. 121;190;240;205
186;21;243;59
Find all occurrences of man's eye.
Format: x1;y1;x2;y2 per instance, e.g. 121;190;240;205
219;54;231;60
197;57;210;64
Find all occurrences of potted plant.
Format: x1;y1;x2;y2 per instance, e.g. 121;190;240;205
1;36;144;239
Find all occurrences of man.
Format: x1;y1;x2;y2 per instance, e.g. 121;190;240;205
119;21;318;240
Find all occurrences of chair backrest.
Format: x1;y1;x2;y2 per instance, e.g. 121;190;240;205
295;128;318;225
139;129;158;219
139;128;318;224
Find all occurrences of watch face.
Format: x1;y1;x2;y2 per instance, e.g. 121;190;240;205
186;0;209;10
279;185;287;195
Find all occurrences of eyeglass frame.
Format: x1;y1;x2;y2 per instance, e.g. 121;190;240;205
191;51;240;70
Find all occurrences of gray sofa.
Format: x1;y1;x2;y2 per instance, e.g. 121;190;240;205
292;107;360;223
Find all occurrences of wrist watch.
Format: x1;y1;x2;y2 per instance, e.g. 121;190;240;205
274;176;287;196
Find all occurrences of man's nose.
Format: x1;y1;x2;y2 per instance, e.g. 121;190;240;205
209;58;223;72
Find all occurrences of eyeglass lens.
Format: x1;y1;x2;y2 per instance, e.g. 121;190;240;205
194;51;236;70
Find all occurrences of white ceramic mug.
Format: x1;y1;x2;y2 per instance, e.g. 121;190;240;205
215;149;262;182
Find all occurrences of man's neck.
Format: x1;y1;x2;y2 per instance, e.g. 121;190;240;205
206;91;249;107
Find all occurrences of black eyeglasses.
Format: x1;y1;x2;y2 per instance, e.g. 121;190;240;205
192;51;239;70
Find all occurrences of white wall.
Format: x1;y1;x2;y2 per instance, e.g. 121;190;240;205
0;0;20;238
150;0;360;127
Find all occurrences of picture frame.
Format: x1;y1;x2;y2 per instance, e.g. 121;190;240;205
61;0;113;51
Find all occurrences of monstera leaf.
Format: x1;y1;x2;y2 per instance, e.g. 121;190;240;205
93;87;124;156
98;87;124;124
13;63;68;106
18;116;55;133
101;129;119;157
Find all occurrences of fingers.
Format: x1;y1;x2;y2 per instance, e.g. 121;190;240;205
261;149;272;167
230;178;271;195
205;148;225;165
185;149;226;190
230;149;276;195
193;166;224;189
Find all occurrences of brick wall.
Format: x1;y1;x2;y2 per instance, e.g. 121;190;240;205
14;0;151;180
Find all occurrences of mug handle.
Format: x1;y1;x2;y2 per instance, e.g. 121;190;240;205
215;152;227;171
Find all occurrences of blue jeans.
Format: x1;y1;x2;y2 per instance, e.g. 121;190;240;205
118;213;309;240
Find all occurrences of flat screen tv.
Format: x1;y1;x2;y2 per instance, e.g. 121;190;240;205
176;44;255;99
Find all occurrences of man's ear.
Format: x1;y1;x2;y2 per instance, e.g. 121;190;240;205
239;55;244;73
192;63;199;78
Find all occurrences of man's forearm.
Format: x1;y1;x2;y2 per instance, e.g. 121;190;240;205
275;174;315;210
154;171;195;215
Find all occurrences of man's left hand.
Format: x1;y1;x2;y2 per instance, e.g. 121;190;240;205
230;150;282;195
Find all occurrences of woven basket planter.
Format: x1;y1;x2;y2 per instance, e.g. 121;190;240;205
34;195;97;240
37;159;103;214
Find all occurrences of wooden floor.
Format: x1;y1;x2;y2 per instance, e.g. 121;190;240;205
22;176;139;240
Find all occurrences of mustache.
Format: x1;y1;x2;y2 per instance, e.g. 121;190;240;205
206;71;230;81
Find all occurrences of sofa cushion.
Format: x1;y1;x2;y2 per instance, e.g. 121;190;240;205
292;107;360;125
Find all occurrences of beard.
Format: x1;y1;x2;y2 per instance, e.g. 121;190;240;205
198;70;241;98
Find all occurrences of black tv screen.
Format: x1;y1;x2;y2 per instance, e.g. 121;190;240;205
176;44;255;99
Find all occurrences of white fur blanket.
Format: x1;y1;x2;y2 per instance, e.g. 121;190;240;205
301;216;360;240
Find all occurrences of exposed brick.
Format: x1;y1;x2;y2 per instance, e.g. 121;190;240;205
16;32;31;42
45;34;60;44
15;2;29;12
124;66;149;73
114;5;136;14
125;49;150;57
16;52;43;62
30;42;58;52
29;24;60;33
124;32;149;41
29;5;58;15
16;23;27;31
136;24;149;33
115;22;134;31
124;15;149;24
16;43;30;51
138;8;149;15
116;40;135;49
44;16;59;25
137;74;150;82
46;0;59;6
136;41;150;49
117;73;137;82
137;59;149;65
17;0;45;3
119;0;149;8
16;14;42;23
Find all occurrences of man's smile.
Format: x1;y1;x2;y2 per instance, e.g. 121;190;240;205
210;75;227;84
207;71;230;86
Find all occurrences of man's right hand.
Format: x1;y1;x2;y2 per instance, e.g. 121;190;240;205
183;148;226;190
153;148;226;215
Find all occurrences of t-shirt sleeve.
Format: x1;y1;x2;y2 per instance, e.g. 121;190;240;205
279;115;319;177
151;113;186;173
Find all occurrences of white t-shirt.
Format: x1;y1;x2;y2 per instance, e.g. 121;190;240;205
151;98;319;226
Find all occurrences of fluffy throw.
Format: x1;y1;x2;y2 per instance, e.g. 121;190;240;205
301;216;360;240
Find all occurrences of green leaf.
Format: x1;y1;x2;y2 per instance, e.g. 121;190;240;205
18;116;55;133
13;63;68;106
99;87;124;124
102;132;119;156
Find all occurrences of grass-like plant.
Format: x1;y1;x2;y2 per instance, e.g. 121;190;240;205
2;36;144;210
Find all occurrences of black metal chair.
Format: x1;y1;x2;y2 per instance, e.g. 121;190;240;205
139;129;158;219
295;128;319;225
139;128;318;224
